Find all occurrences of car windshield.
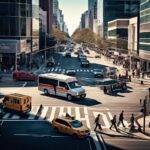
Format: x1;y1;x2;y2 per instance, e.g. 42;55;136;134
70;120;83;128
68;81;81;89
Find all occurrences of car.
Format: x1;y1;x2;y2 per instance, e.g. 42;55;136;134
65;51;71;57
66;69;76;76
84;50;90;54
13;71;37;81
46;57;55;67
52;117;90;138
93;69;104;78
78;54;87;61
95;55;101;58
81;60;90;67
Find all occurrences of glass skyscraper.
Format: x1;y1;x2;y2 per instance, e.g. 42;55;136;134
139;0;150;72
0;0;40;71
100;0;140;37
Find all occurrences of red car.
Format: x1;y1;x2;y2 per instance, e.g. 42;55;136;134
13;71;37;81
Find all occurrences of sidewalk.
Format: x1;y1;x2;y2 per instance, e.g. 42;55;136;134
86;49;150;85
97;127;150;140
137;115;150;137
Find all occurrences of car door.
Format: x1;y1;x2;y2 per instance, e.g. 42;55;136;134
57;81;69;97
58;119;72;134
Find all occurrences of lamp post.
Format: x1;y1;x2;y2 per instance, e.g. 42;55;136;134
15;42;18;71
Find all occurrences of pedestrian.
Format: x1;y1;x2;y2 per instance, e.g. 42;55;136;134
140;99;142;105
130;114;135;131
117;110;125;128
110;115;118;132
94;114;102;131
103;86;107;94
132;71;135;78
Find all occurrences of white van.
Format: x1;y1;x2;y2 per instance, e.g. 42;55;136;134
38;73;86;101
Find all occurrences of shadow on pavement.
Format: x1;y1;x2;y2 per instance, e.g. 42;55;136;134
41;94;101;106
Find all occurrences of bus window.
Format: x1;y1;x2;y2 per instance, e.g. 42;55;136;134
59;82;69;90
39;77;58;86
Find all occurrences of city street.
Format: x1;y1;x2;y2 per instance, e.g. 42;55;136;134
0;46;150;150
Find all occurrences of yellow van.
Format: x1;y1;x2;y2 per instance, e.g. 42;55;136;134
2;93;32;113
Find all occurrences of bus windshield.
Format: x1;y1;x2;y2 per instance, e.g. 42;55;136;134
68;81;81;89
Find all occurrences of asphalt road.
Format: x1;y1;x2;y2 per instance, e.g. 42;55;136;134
0;121;96;150
0;46;150;150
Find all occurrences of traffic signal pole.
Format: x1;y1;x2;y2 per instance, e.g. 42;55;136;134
143;99;147;133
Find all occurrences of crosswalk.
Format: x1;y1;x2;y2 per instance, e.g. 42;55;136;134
0;106;138;130
47;67;94;73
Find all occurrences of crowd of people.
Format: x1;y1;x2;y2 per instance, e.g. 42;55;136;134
94;110;136;132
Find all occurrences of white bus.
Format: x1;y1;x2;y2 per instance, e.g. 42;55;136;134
38;73;86;101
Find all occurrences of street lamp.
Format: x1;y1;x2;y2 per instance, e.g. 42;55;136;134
15;42;19;71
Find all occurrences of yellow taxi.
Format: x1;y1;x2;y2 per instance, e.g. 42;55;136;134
2;93;31;113
52;116;90;138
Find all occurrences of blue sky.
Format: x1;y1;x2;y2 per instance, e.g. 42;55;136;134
59;0;88;35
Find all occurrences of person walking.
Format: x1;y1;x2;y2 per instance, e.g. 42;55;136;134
94;114;102;131
110;115;118;132
130;114;135;131
103;86;107;94
117;110;125;128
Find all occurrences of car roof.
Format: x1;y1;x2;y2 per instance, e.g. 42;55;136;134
39;73;77;82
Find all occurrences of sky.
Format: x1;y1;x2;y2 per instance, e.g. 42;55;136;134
59;0;88;35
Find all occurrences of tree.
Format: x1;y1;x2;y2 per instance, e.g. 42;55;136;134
52;27;69;43
72;28;98;44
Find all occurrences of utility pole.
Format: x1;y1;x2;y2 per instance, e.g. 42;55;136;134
143;98;147;133
45;33;47;64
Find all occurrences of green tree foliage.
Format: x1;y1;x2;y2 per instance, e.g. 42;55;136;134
52;27;69;43
72;28;98;44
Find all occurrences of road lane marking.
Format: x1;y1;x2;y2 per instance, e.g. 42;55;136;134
75;107;91;129
39;106;49;120
84;107;91;129
90;131;102;150
51;68;54;71
58;107;66;117
28;106;40;119
11;115;20;119
107;112;113;120
48;107;56;122
67;107;71;116
3;113;11;119
97;133;107;150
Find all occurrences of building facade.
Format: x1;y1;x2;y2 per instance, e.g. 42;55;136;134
98;0;140;38
139;0;150;72
0;0;40;71
108;19;129;52
128;17;138;54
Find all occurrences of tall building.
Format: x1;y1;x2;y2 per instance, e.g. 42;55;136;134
0;0;40;71
39;0;54;49
108;19;129;52
139;0;150;72
95;0;140;38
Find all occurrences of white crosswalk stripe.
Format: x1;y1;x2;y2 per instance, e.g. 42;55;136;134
28;106;40;119
3;113;11;119
11;115;20;119
1;106;137;131
39;106;49;120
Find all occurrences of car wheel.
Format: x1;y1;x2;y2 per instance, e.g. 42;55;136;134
67;94;72;101
44;89;49;95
